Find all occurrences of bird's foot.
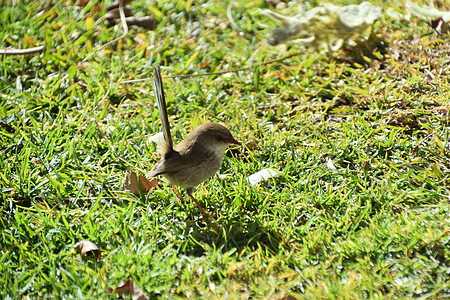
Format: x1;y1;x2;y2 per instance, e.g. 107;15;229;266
188;194;215;219
171;185;184;203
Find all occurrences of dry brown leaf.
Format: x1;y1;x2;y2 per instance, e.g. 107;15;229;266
74;240;101;262
362;160;371;171
279;295;298;300
123;171;158;195
107;278;149;300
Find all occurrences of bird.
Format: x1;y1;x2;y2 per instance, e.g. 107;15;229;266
148;64;240;217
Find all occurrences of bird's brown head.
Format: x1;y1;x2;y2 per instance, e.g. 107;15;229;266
173;122;240;158
195;122;240;146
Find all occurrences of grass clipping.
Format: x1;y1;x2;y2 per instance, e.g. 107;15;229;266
260;1;382;52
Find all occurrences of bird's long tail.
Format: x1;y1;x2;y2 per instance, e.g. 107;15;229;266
153;64;173;156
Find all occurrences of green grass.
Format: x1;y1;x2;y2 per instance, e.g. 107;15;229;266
1;0;449;298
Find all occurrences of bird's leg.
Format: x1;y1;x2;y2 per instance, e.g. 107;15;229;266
171;185;184;203
186;188;213;218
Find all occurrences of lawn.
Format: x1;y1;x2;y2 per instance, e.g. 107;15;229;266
1;0;449;298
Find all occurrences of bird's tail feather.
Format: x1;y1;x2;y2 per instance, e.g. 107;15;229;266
153;64;173;156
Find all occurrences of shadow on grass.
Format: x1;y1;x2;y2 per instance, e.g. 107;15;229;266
180;215;283;257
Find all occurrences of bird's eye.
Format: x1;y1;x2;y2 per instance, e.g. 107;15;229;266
216;136;224;142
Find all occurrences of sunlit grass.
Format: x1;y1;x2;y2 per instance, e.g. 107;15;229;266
0;0;449;298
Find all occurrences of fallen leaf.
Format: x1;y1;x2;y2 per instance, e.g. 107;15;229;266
279;296;298;300
247;168;280;187
362;160;371;171
107;278;149;300
74;240;101;262
123;171;157;195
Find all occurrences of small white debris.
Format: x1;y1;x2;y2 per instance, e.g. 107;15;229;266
326;158;338;171
247;168;280;187
217;174;229;180
424;69;435;80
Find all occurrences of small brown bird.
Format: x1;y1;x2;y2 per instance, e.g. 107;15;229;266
148;65;240;217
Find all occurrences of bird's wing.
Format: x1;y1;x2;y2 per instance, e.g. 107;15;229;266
153;64;173;154
148;151;200;177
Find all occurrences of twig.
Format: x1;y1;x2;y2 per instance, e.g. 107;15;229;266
82;0;128;62
0;45;45;55
115;51;304;85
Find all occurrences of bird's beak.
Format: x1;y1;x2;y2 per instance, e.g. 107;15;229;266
230;138;241;145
